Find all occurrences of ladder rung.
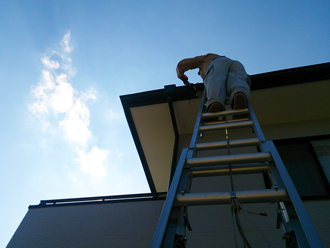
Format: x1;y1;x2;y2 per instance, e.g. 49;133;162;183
174;189;289;206
203;117;250;125
190;163;270;177
185;152;273;168
199;120;253;132
195;138;260;151
202;108;249;119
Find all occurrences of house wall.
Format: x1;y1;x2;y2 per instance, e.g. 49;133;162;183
7;200;165;248
8;199;330;248
8;79;330;247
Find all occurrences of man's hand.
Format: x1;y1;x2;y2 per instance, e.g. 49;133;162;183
182;74;188;84
176;67;185;81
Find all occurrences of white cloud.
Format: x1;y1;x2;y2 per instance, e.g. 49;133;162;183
29;70;56;116
49;73;75;114
59;98;92;146
30;31;110;178
29;100;49;116
41;56;60;69
75;146;109;178
41;70;56;91
61;31;73;53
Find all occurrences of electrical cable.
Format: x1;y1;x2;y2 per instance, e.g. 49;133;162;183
234;199;274;248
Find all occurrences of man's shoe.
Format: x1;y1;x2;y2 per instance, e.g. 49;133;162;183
233;93;249;119
233;93;247;110
206;102;223;122
208;102;223;113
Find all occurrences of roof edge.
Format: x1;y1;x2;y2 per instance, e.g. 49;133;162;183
120;62;330;105
29;192;167;209
250;62;330;90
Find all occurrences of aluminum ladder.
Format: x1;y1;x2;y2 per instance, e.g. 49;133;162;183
151;89;323;248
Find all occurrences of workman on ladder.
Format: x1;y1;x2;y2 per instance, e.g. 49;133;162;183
176;53;251;113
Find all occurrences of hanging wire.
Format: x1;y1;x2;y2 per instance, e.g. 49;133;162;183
231;198;239;248
235;207;252;248
223;100;272;248
225;109;271;248
225;110;272;248
234;199;274;248
225;116;242;247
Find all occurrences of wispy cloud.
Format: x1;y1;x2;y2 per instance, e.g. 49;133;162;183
29;31;109;178
75;146;109;178
41;56;60;70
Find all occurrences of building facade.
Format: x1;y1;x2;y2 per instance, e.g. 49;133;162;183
7;63;330;247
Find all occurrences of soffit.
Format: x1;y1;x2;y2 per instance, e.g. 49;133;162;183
251;79;330;125
130;99;201;193
130;103;175;193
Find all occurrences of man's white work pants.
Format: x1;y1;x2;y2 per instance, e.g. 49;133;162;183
203;56;250;109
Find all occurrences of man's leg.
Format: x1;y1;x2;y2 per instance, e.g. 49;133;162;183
227;60;250;109
204;57;232;111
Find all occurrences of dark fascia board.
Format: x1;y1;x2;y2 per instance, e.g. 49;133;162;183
120;84;203;108
250;62;330;90
120;62;330;194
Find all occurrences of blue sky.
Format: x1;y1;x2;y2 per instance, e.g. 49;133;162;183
1;0;329;246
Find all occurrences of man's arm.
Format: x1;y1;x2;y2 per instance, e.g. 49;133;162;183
176;55;206;79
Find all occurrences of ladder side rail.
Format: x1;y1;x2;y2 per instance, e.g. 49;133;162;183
188;90;206;153
163;169;191;247
164;90;208;247
248;99;298;243
247;101;267;144
271;165;300;240
162;207;185;247
249;101;323;247
150;148;189;248
266;141;324;248
151;90;206;247
163;90;208;246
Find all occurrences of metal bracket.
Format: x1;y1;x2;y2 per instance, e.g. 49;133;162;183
276;208;282;229
183;212;192;231
284;230;298;248
174;233;186;248
230;191;240;214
